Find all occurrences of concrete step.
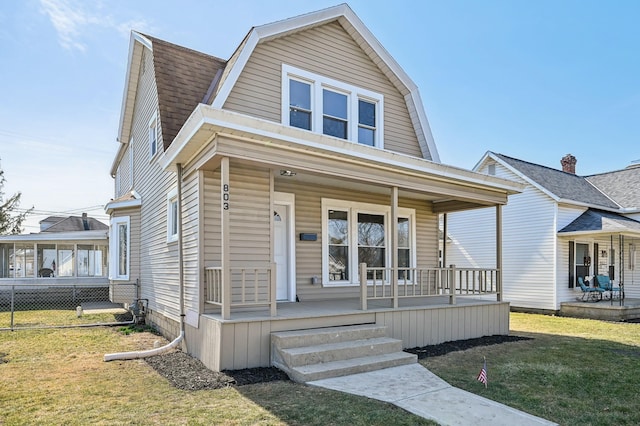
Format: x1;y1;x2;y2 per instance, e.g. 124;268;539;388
271;324;387;349
287;351;418;383
271;324;417;383
278;337;404;367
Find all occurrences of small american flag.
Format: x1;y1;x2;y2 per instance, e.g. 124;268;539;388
477;358;488;388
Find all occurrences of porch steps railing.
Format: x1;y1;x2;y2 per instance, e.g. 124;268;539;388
270;324;416;383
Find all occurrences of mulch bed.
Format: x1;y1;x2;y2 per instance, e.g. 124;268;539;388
145;334;531;390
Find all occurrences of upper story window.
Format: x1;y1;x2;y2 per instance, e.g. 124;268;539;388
149;112;158;158
282;64;384;148
289;79;312;130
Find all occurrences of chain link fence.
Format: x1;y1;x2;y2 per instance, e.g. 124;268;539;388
0;284;135;330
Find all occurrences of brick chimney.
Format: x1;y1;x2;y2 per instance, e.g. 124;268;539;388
561;154;577;174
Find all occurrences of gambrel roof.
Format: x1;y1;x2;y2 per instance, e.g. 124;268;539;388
111;4;440;175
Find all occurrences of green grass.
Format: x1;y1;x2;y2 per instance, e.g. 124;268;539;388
0;326;434;425
0;308;128;329
3;312;639;425
424;313;640;426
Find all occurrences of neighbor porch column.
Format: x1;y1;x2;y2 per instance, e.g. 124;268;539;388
221;156;231;319
391;186;398;308
496;204;503;302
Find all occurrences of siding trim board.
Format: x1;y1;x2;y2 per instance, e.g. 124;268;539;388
160;107;522;209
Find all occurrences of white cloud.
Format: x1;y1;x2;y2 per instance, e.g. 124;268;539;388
39;0;152;51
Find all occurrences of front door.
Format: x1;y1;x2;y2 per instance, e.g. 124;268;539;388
274;192;295;301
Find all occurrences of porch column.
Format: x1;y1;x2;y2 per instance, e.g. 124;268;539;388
442;213;447;268
391;186;398;308
221;156;231;319
496;204;503;302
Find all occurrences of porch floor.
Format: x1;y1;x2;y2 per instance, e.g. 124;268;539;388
204;295;501;323
560;298;640;321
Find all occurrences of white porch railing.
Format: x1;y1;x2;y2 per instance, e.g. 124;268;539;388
359;263;501;310
204;263;276;319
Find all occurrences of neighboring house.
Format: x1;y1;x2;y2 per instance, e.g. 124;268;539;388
445;152;640;312
105;4;522;372
0;213;108;283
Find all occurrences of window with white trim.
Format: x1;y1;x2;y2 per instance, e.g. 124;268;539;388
322;199;415;286
282;64;384;148
167;188;179;243
110;216;130;280
149;112;158;158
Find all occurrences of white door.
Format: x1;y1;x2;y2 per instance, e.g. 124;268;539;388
274;204;290;300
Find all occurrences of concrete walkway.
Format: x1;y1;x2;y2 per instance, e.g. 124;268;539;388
308;364;557;426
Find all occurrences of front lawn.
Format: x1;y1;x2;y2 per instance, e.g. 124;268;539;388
424;313;640;426
0;326;433;425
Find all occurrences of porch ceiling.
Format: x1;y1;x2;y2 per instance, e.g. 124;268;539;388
161;106;524;213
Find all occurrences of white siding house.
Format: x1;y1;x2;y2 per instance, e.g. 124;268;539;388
446;152;640;312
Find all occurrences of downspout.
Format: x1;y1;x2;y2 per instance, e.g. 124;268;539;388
177;163;186;338
104;163;187;362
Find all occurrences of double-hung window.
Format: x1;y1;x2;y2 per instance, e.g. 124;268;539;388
110;216;130;280
282;64;384;148
322;199;415;286
289;79;312;130
167;188;179;243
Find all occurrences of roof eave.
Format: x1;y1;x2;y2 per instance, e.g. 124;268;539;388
0;230;108;242
160;105;524;197
111;31;153;176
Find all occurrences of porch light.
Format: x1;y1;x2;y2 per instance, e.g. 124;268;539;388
280;170;296;177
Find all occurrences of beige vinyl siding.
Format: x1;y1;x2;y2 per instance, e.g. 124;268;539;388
203;170;221;266
123;46;183;322
224;21;423;158
229;164;271;266
181;169;201;314
201;162;271;306
189;301;508;371
116;145;132;197
275;180;439;301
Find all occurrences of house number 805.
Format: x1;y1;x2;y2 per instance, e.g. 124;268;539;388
223;184;230;210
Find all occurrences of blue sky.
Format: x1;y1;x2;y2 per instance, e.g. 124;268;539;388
1;0;639;232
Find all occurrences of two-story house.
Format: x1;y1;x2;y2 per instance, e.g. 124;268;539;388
105;5;522;375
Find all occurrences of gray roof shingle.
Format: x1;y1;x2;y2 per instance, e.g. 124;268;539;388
41;216;108;233
493;153;619;209
559;209;640;234
586;166;640;210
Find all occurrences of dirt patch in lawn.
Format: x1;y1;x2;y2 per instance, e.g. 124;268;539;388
144;334;531;390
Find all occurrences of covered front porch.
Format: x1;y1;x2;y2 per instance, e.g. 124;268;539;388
160;106;523;371
558;209;640;318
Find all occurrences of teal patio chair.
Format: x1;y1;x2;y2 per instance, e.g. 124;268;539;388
578;277;604;302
